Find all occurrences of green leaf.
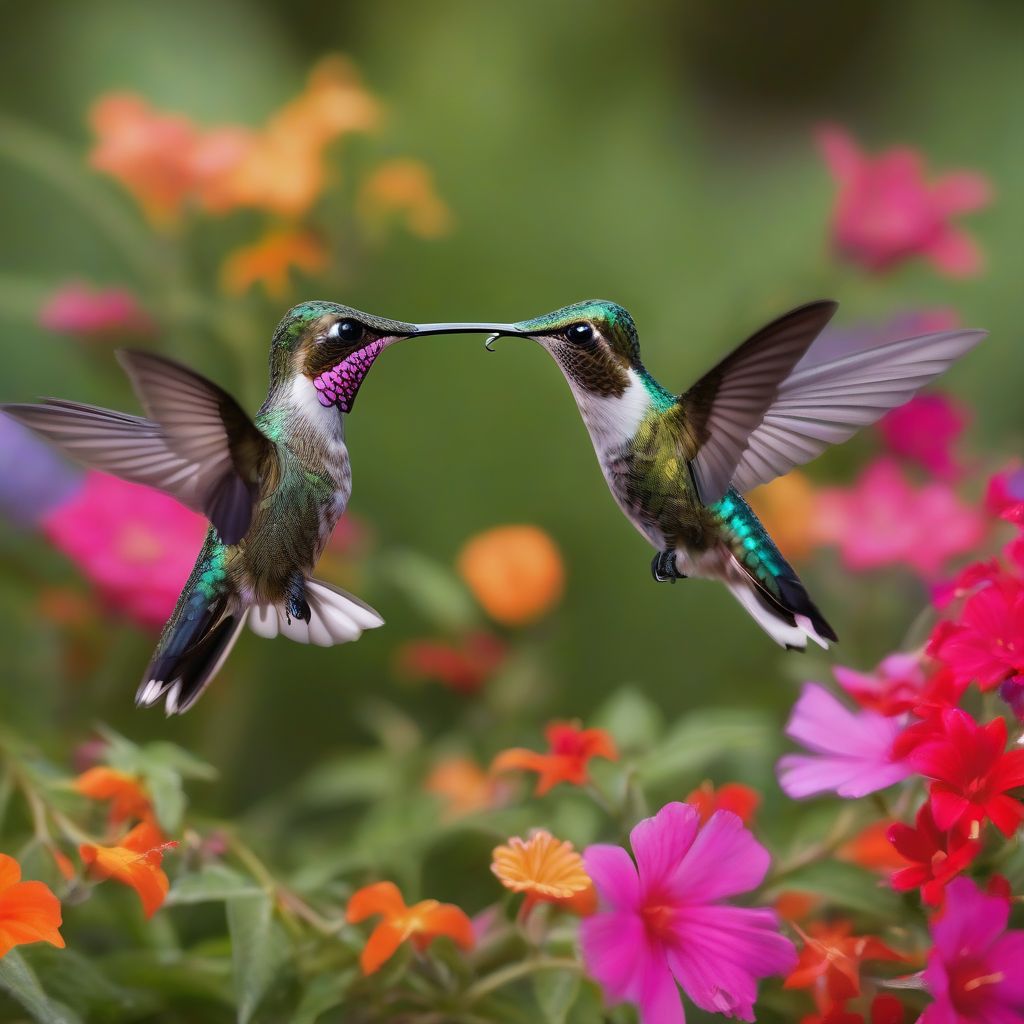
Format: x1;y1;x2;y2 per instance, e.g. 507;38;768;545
770;860;901;918
295;751;398;807
167;864;264;906
378;549;478;630
226;892;288;1024
291;970;358;1024
637;709;773;787
593;686;663;752
0;950;82;1024
533;969;581;1024
26;945;148;1020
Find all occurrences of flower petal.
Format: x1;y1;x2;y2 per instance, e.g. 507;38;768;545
418;903;474;949
346;881;406;923
580;909;646;1002
360;920;404;975
931;877;1008;963
0;854;22;892
637;953;683;1024
583;844;639;911
667;811;770;903
629;802;699;895
0;880;65;955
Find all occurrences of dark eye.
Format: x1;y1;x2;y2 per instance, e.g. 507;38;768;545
566;322;595;344
331;318;364;343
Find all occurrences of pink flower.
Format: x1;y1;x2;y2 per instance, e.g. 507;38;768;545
920;877;1024;1023
817;124;992;276
39;283;156;341
878;394;967;480
929;577;1024;690
42;471;206;628
815;458;985;579
581;803;795;1024
984;466;1024;518
777;684;912;799
832;653;929;716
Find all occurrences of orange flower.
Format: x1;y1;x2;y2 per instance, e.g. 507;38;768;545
73;766;152;826
747;470;818;561
218;56;380;218
424;756;504;819
837;821;906;872
79;820;175;918
785;921;908;1009
221;229;328;297
457;525;564;626
0;853;64;958
358;159;452;239
346;881;474;975
685;780;760;825
773;890;823;923
491;720;618;796
491;830;596;916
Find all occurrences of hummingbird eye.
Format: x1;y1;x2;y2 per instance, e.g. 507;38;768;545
566;322;595;345
329;318;364;344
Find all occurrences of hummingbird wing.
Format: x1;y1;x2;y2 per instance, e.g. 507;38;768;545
680;301;838;504
115;350;276;544
728;328;987;494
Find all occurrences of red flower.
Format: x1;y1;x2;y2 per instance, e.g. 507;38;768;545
887;803;981;905
878;393;967;481
907;710;1024;838
491;720;618;796
396;631;506;694
685;780;760;825
802;995;906;1024
930;579;1024;690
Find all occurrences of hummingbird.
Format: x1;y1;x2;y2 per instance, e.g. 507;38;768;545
464;300;985;649
3;301;471;714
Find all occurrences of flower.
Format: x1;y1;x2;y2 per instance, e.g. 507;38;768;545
0;415;82;528
785;921;907;1008
345;881;474;975
491;830;596;916
802;995;906;1024
985;466;1024;518
777;684;912;799
919;877;1024;1023
79;820;175;918
42;471;206;629
929;578;1024;689
357;159;452;239
837;821;908;873
685;781;760;825
832;653;928;716
746;471;818;561
581;803;795;1024
73;767;152;826
878;393;967;481
491;720;618;796
423;756;505;819
220;228;328;297
887;802;981;906
0;853;64;959
457;525;564;625
999;676;1024;722
905;710;1024;838
39;283;156;341
817;124;992;276
815;459;985;579
396;630;506;694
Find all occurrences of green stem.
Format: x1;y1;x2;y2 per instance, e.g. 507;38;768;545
462;956;582;1005
766;805;861;885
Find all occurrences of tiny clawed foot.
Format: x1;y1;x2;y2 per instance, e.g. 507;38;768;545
651;550;687;583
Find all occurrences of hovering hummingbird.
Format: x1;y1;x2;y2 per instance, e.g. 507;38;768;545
3;301;469;714
459;300;985;649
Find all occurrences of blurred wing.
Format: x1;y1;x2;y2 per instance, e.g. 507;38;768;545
682;301;838;504
730;329;987;494
1;401;207;505
116;350;275;544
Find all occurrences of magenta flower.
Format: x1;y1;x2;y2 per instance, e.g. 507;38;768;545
777;684;911;799
40;282;156;341
42;471;206;628
879;393;968;480
832;652;928;716
581;802;795;1024
815;458;986;579
920;876;1024;1023
818;124;992;276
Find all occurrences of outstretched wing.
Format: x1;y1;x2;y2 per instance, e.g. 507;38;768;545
3;351;276;544
681;301;838;504
729;329;987;494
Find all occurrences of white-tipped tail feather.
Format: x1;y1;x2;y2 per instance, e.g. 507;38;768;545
249;578;383;647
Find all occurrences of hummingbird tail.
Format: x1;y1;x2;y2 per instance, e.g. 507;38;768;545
136;591;248;715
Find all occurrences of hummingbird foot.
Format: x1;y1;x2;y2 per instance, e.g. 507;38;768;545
651;550;687;584
285;576;312;625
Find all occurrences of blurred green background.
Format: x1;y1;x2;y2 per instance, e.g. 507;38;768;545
0;0;1020;811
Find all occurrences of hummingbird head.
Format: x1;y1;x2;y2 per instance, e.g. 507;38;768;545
270;300;425;413
489;300;641;397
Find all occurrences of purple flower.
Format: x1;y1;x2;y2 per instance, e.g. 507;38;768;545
0;414;82;527
581;802;795;1024
920;876;1024;1023
777;683;912;799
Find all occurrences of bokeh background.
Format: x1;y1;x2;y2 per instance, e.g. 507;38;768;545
0;5;1021;1019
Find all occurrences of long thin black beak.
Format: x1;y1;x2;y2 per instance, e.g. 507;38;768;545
411;322;523;336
